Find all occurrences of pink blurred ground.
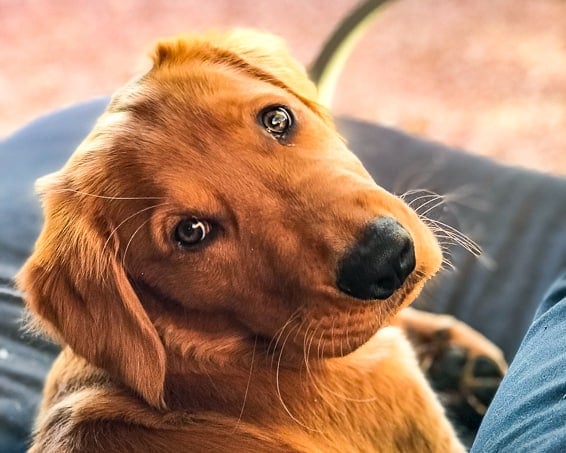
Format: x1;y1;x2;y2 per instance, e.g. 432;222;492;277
1;0;565;174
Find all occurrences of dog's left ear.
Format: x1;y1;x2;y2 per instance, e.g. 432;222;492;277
17;172;167;409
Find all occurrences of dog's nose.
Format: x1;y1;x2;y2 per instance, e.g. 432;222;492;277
336;217;416;300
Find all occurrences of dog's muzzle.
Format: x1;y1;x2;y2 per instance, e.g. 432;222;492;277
336;217;416;300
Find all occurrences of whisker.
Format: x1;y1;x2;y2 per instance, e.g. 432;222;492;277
102;202;170;255
121;217;153;268
402;186;490;213
399;188;441;201
309;321;379;404
344;308;353;354
424;218;482;256
269;309;302;370
417;199;450;218
303;322;321;397
305;324;318;368
403;188;493;266
405;194;445;213
275;323;320;432
232;336;257;434
330;316;337;358
303;323;321;392
403;188;483;259
49;188;165;201
302;320;315;369
305;325;352;410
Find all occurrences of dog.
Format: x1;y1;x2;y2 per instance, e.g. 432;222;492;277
17;30;505;452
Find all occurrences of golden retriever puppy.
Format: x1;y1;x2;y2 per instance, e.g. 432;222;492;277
17;30;502;452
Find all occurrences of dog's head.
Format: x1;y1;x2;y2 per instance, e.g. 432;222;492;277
18;30;442;408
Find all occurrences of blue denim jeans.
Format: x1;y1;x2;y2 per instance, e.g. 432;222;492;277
471;273;566;452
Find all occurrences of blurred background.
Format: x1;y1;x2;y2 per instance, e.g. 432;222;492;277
1;0;565;174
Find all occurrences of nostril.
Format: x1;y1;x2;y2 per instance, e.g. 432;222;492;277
400;240;413;261
376;276;399;293
336;217;416;301
397;235;416;281
373;274;401;300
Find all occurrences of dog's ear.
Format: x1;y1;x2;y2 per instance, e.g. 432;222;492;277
17;173;166;409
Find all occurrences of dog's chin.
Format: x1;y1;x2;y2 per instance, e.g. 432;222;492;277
264;319;385;367
266;273;427;364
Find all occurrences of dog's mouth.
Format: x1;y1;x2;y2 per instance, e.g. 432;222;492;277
264;269;425;362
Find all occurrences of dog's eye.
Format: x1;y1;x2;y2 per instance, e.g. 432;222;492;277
174;219;210;246
260;106;293;138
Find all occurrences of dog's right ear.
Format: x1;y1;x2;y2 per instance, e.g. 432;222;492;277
16;173;167;409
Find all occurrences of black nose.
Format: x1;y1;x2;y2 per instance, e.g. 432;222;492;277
336;217;416;300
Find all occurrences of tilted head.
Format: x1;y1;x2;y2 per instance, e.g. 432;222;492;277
17;30;442;408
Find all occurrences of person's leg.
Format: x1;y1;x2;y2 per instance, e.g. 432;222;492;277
471;272;566;452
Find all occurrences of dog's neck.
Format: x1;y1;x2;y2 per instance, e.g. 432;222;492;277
156;315;325;427
142;294;332;420
160;323;421;445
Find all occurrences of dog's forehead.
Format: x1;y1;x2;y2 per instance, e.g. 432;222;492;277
77;74;274;193
105;66;291;137
158;69;289;112
150;31;320;101
137;49;331;127
101;70;315;165
149;65;305;117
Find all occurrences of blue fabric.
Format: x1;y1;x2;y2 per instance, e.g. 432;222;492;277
471;273;566;452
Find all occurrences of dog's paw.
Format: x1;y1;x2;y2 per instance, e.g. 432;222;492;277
393;308;507;431
415;326;507;431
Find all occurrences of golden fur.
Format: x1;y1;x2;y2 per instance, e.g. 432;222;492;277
18;30;466;452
